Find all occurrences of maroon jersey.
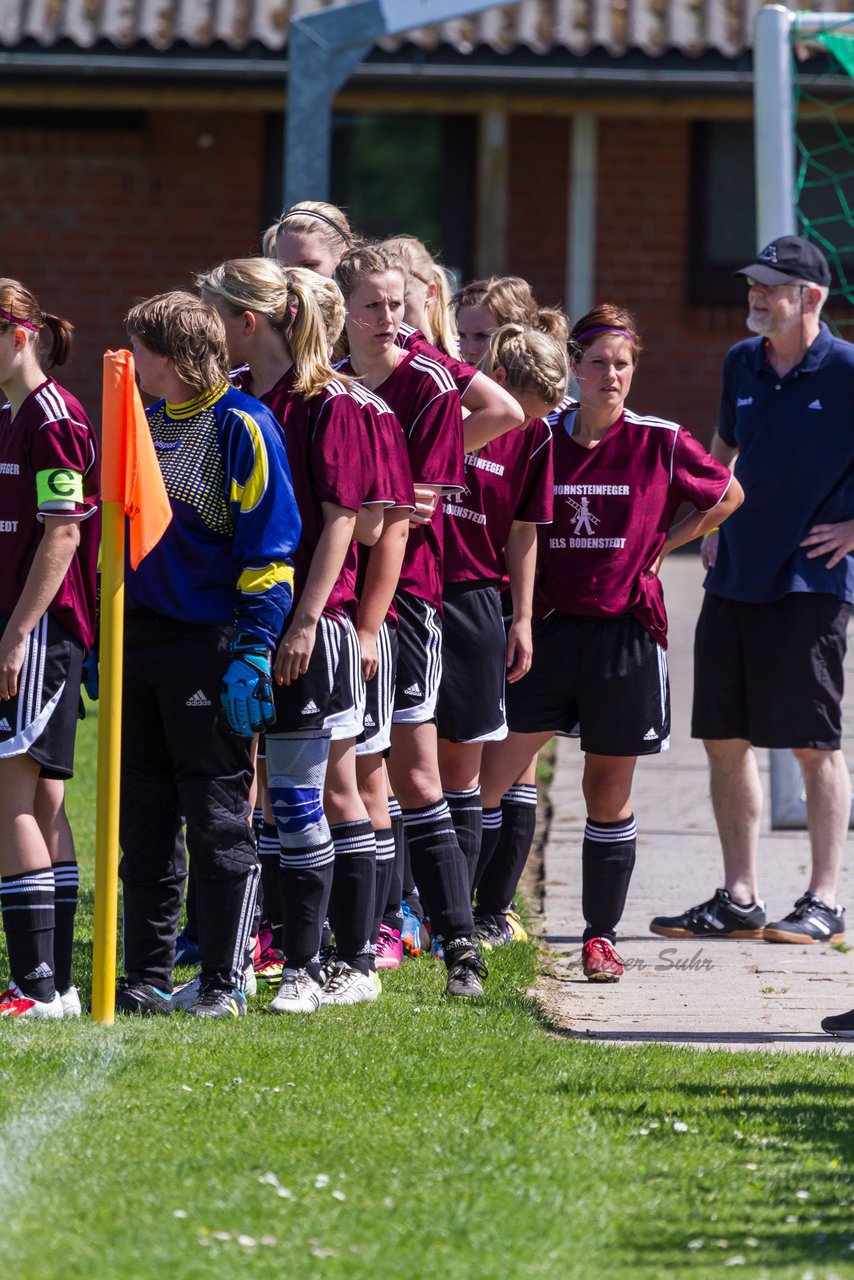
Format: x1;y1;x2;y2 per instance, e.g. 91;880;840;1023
396;322;478;397
340;350;464;608
443;416;553;584
346;381;415;509
539;407;732;646
238;367;373;619
0;378;99;648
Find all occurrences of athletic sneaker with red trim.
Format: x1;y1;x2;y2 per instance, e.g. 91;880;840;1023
254;947;286;984
375;925;403;969
582;937;625;982
0;982;63;1018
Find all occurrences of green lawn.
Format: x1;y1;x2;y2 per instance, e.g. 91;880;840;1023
0;708;852;1280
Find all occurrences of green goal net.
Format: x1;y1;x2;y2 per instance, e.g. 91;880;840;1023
793;20;854;338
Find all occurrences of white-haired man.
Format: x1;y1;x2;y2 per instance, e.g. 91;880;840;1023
651;236;854;968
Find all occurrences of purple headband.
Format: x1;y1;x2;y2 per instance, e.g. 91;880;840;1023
0;306;41;332
574;326;635;344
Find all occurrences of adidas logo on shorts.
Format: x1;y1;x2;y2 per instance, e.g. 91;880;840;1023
0;717;10;732
364;713;376;727
186;690;212;707
405;683;423;698
301;700;320;715
643;727;658;741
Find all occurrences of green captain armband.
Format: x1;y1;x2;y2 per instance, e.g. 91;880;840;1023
36;467;84;510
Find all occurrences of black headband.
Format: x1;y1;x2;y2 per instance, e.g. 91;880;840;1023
280;208;351;244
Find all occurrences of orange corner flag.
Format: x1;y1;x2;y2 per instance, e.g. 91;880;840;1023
102;350;172;568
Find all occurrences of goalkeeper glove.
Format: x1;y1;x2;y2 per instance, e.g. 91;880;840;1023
221;633;275;736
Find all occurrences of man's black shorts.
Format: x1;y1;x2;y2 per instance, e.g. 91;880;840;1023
0;611;84;779
692;590;850;749
506;610;670;756
437;581;507;744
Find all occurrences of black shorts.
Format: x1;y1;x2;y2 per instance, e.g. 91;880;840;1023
393;591;443;725
272;613;364;740
692;591;850;749
0;612;84;779
506;610;670;756
358;620;398;756
437;581;507;743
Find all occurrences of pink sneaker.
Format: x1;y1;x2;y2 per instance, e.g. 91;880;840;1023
375;924;403;970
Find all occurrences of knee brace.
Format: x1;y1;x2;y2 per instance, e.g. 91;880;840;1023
265;732;333;863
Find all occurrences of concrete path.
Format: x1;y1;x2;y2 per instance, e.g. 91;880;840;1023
538;555;854;1052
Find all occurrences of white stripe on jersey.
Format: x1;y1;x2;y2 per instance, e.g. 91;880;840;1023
623;409;680;433
528;421;553;461
34;383;91;435
347;381;395;416
409;353;457;395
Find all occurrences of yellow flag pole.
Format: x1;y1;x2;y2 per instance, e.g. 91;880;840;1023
90;357;127;1024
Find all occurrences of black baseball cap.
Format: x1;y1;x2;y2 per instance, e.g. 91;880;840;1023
734;235;831;287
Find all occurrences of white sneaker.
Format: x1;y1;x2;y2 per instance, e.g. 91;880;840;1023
269;967;323;1014
0;982;63;1019
321;962;379;1006
59;986;82;1017
172;959;256;1010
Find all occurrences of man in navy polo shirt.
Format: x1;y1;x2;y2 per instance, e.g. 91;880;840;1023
651;235;853;955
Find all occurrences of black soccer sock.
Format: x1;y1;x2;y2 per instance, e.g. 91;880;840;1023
330;820;376;974
258;822;283;949
401;801;474;942
383;796;406;930
473;805;503;894
52;860;79;993
372;828;397;943
581;815;637;944
444;787;483;895
251;806;265;839
184;859;198;943
477;784;538;913
1;868;56;1001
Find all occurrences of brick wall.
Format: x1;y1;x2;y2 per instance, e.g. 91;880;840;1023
0;110;264;417
506;114;748;444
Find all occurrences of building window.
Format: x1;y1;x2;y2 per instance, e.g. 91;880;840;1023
689;121;756;306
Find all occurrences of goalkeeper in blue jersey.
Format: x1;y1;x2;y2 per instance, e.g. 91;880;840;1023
116;291;300;1018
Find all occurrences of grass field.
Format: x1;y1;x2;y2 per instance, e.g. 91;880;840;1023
1;708;852;1280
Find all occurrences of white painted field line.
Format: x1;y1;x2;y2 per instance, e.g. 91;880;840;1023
0;1030;123;1220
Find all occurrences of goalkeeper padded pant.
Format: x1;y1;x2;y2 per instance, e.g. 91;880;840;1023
119;612;258;992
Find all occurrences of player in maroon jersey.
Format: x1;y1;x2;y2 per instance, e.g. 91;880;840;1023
0;279;99;1019
452;276;569;368
199;256;387;1011
272;201;356;278
336;243;487;996
436;324;567;936
481;305;743;982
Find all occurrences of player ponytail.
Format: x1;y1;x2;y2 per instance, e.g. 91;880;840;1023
197;257;342;399
0;278;74;369
452;275;569;349
286;268;346;350
482;323;569;409
381;235;458;356
570;305;642;365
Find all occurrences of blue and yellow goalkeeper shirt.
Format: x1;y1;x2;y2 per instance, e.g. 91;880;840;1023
126;383;300;648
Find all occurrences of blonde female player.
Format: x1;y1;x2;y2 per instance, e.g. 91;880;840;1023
437;325;567;914
336;243;488;996
0;279;99;1018
291;268;413;979
452;276;568;367
199;257;385;1011
482;305;743;981
273;201;356;278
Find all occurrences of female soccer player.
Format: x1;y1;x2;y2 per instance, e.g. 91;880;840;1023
0;280;98;1019
437;324;566;899
199;257;387;1011
452;276;567;368
480;305;743;981
274;201;355;277
336;243;486;997
118;292;298;1018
